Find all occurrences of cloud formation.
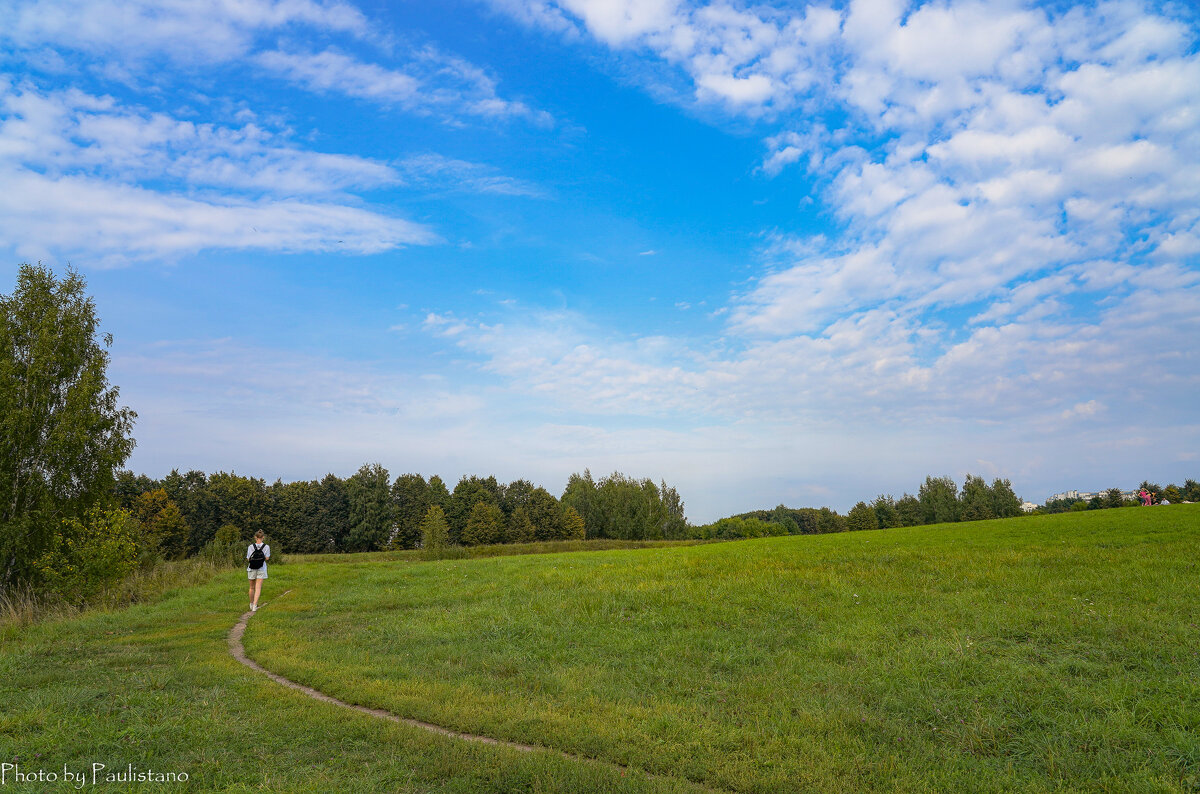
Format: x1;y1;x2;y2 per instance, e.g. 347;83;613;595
0;0;551;262
0;81;434;261
445;0;1200;495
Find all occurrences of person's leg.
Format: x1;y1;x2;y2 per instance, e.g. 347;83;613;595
248;574;254;607
253;577;263;607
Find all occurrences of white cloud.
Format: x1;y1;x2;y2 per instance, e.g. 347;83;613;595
398;154;545;197
0;82;400;196
4;0;549;127
0;0;370;64
256;47;551;124
739;1;1200;359
695;72;774;105
1061;400;1104;420
422;266;1200;433
0;81;433;261
0;167;435;264
488;0;841;115
257;48;420;102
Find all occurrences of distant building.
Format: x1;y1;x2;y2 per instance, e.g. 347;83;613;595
1020;501;1038;512
1047;489;1138;504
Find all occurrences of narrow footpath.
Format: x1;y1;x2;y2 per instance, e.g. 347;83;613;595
227;592;723;794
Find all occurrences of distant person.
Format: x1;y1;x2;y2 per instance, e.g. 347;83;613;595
1139;488;1151;506
246;531;270;612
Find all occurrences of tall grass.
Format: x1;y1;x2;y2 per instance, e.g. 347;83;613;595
0;540;285;630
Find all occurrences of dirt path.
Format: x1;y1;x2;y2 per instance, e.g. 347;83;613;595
227;592;723;793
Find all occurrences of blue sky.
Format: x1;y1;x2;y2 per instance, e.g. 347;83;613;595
2;0;1198;521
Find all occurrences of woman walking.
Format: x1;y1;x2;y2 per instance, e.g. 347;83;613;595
246;530;270;612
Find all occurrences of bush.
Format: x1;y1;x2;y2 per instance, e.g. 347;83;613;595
198;539;248;568
30;508;139;604
462;502;504;546
846;502;879;533
419;505;451;549
562;506;587;541
689;516;787;540
199;530;285;569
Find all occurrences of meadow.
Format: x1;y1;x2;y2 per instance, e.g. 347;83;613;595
2;506;1198;792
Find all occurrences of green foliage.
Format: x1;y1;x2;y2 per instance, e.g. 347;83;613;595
214;523;240;546
816;507;847;533
561;470;599;537
446;476;502;545
161;469;217;552
989;478;1022;517
197;522;245;567
419;505;451;551
693;515;786;540
345;463;393;552
562;506;586;541
959;474;996;521
770;504;801;534
659;481;688;539
316;473;351;551
427;475;450;509
199;539;248;568
792;507;820;534
31;508;139;603
113;470;157;510
872;495;901;529
462;502;505;546
846;501;878;533
919;476;960;524
734;505;850;535
501;478;537;518
564;471;687;541
527;486;564;541
391;473;432;550
895;494;923;526
268;478;316;553
507;506;535;544
0;264;136;586
132;488;190;560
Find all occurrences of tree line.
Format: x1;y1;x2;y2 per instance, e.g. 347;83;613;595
112;466;692;555
727;474;1025;537
1040;480;1200;513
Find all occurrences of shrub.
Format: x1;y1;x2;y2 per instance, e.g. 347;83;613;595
689;516;787;540
846;502;879;533
562;506;587;541
419;505;451;556
31;508;139;604
462;502;504;546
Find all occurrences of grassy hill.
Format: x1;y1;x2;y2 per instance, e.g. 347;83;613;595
3;506;1198;792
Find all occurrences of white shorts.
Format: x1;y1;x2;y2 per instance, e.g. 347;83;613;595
247;568;268;580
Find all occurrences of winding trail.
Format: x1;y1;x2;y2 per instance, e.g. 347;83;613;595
227;591;722;793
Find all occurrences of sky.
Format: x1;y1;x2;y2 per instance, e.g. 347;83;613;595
1;0;1198;522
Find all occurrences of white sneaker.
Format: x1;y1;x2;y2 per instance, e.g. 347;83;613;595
251;604;257;612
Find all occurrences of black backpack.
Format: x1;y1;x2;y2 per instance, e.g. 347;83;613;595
248;543;267;570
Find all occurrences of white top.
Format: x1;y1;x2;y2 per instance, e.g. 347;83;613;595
246;543;271;569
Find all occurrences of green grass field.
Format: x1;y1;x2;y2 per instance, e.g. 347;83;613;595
3;507;1198;792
